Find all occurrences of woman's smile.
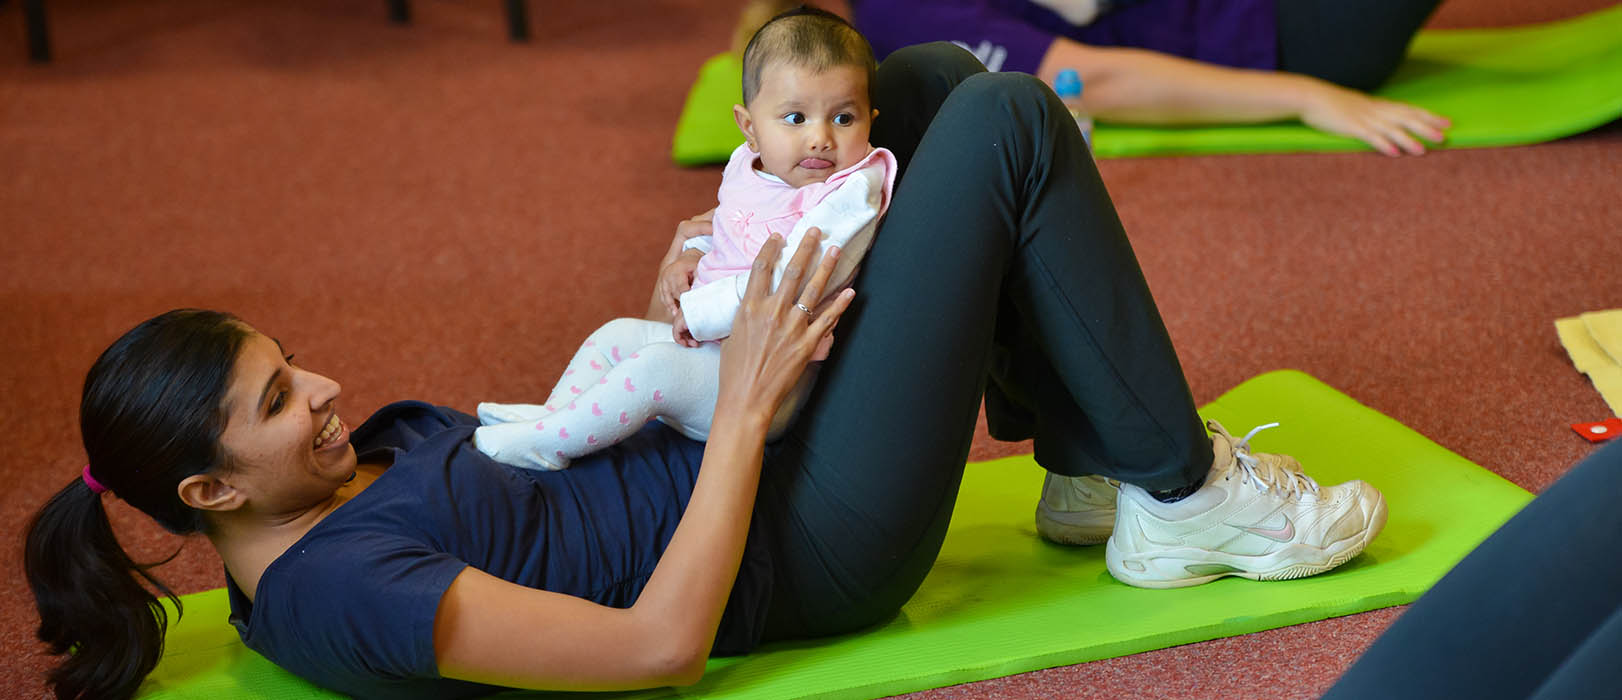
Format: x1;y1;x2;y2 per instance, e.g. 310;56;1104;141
313;413;349;452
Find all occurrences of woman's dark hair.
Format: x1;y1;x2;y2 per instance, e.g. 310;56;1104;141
741;4;878;107
24;309;250;700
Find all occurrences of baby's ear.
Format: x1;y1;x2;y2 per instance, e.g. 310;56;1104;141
733;104;756;149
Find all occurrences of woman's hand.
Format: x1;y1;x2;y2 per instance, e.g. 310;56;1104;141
1299;82;1451;156
648;209;717;322
717;229;853;422
662;209;715;266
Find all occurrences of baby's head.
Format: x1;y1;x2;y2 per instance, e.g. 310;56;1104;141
735;6;878;188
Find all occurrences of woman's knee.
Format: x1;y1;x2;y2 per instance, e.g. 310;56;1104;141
940;71;1064;135
872;42;989;165
959;70;1055;104
879;42;985;83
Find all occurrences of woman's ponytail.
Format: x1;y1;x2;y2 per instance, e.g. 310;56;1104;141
24;309;249;700
25;477;180;700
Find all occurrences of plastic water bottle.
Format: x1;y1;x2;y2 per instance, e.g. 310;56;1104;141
1053;69;1092;151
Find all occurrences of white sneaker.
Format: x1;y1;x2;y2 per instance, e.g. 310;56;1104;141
1035;473;1119;545
1105;421;1388;589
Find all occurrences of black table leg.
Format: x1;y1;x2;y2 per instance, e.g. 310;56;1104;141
23;0;50;62
505;0;528;41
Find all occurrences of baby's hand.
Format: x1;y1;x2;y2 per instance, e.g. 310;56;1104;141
672;310;700;348
659;249;704;318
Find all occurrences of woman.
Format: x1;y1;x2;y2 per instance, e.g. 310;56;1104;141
847;0;1453;156
24;40;1383;700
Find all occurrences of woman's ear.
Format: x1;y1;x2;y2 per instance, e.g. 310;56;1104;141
177;473;245;513
734;104;757;151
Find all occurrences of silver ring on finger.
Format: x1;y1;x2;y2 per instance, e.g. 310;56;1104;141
795;302;815;317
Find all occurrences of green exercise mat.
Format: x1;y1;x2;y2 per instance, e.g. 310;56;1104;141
137;370;1531;699
671;6;1622;163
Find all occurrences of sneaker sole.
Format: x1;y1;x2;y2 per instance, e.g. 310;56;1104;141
1034;502;1114;546
1103;490;1389;589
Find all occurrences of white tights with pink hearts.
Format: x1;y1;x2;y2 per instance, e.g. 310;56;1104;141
473;318;808;471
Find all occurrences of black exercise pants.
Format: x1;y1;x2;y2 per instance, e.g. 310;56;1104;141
758;42;1210;640
1275;0;1444;91
1324;438;1622;699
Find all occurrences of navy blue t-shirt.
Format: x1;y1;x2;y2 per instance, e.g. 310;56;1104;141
226;401;774;699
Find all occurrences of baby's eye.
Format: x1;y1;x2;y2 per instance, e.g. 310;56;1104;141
782;112;805;126
833;113;855;126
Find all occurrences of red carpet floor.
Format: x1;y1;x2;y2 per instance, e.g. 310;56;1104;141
2;1;1619;698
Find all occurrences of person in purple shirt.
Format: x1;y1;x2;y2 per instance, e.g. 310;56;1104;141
826;0;1452;156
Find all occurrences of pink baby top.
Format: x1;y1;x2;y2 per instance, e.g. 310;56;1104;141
680;142;898;342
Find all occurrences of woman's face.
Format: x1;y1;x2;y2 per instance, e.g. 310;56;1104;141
215;332;358;515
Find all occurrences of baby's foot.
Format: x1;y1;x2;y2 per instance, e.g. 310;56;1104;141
477;401;552;426
473;422;572;471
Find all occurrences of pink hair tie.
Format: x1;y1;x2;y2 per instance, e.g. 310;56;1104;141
82;464;108;495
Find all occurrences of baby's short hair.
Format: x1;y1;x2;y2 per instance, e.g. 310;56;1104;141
740;5;877;107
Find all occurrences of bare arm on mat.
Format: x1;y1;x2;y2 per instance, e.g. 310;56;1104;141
1035;39;1451;156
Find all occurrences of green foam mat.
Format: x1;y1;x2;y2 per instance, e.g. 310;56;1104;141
671;6;1622;163
138;370;1531;699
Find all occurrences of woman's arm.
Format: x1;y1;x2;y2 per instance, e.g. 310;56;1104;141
436;231;853;691
1037;39;1451;156
647;209;717;322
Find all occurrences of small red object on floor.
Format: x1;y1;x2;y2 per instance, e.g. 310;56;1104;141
1571;418;1622;443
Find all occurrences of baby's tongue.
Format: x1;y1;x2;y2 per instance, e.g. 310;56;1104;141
800;158;833;169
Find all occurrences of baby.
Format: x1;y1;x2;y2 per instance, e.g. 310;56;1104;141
474;7;896;470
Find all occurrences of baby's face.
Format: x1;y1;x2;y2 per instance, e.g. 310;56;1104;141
735;62;875;189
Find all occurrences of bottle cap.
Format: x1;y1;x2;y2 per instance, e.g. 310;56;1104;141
1053;69;1082;98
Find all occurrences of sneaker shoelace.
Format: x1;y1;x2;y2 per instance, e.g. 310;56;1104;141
1231;423;1320;499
